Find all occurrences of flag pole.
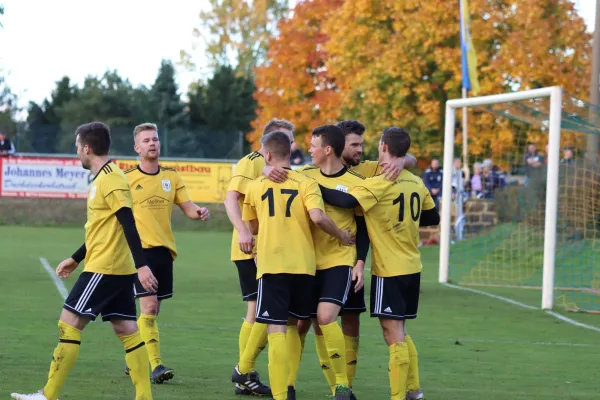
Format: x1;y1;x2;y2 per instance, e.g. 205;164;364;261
462;87;469;181
460;0;470;180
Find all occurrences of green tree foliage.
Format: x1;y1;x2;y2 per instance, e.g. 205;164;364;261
181;65;256;158
150;60;185;129
26;77;76;152
0;75;17;142
184;0;289;76
191;65;255;132
23;62;257;158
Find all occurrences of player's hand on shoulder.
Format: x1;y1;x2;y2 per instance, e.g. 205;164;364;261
352;260;365;292
379;159;404;181
137;266;158;293
263;166;288;183
238;230;255;254
197;207;210;221
56;258;79;279
338;229;356;247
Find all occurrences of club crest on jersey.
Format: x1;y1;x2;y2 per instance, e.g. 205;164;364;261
335;184;349;193
89;185;97;199
162;180;172;192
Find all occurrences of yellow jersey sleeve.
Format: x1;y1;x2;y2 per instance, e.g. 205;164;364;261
101;173;133;213
228;154;264;262
174;172;191;204
423;185;436;210
229;154;261;195
352;160;380;178
350;177;388;213
242;184;258;221
302;179;325;212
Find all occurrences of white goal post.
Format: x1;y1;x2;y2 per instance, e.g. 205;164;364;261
438;86;563;310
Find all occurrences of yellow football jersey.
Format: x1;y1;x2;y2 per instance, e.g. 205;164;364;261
228;152;266;261
350;170;435;277
84;162;136;275
242;170;324;278
124;165;190;259
351;160;380;178
301;166;365;270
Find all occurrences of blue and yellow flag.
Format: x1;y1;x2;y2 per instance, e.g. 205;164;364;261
460;0;480;95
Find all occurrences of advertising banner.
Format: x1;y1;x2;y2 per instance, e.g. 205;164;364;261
0;156;92;198
113;159;233;204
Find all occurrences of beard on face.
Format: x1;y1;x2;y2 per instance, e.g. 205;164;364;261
342;154;360;166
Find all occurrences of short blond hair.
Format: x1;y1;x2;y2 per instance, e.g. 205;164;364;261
133;122;158;138
263;118;295;136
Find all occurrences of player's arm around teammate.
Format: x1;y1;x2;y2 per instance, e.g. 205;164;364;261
233;131;353;400
319;128;440;400
123;123;210;384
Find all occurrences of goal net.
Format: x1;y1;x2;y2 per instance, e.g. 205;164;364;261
439;87;600;313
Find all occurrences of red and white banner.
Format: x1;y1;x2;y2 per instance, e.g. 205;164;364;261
0;156;92;199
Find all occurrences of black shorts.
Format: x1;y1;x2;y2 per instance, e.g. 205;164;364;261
234;259;258;301
134;247;174;300
256;273;314;325
370;273;421;320
64;272;137;322
310;266;353;316
341;284;367;314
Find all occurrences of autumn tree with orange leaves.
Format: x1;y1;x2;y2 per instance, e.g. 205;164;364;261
249;0;343;148
252;0;590;161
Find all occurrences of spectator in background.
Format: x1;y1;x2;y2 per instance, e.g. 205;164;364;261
424;158;443;209
451;157;467;201
471;162;483;198
481;159;505;199
0;131;16;156
290;141;305;165
524;142;543;184
561;146;574;165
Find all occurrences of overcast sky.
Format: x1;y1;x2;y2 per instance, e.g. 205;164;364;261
0;0;596;110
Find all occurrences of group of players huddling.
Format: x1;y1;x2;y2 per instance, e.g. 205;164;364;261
11;118;439;400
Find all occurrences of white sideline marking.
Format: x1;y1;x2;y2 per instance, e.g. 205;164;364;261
442;282;600;334
545;311;600;333
39;257;68;300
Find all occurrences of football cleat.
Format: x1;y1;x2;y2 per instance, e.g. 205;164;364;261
406;389;424;400
151;364;174;384
234;383;252;396
231;365;272;397
334;385;352;400
287;385;297;400
11;390;53;400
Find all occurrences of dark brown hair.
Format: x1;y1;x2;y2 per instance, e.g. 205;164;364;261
382;127;411;157
75;122;111;156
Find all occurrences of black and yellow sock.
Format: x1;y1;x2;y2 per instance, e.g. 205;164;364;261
267;332;288;400
315;334;336;394
121;331;153;400
344;335;359;387
320;321;349;387
238;320;253;359
238;322;268;373
138;313;161;370
406;335;420;392
388;342;410;400
286;325;303;387
43;321;81;400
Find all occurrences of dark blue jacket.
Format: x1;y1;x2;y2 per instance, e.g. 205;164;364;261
423;168;443;196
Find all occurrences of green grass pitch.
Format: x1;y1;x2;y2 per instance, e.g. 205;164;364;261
1;226;598;399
